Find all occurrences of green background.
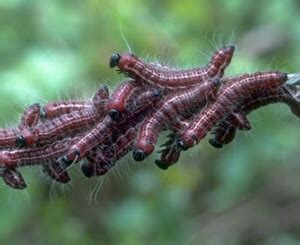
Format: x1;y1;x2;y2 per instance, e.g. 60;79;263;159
0;1;300;244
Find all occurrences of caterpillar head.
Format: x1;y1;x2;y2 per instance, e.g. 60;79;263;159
109;53;139;77
2;168;27;189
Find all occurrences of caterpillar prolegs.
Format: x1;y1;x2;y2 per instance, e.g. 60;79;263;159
81;127;137;177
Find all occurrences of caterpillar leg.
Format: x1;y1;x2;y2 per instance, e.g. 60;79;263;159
43;161;71;183
81;128;136;177
232;112;251;130
155;137;181;170
81;161;111;178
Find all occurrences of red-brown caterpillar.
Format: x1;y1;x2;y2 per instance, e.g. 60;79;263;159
0;137;80;188
20;86;109;147
109;45;235;89
133;79;220;161
42;86;109;120
42;101;93;120
210;85;300;148
0;137;79;169
59;87;162;168
25;110;100;146
178;71;288;148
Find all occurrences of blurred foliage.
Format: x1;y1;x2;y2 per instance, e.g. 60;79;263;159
0;0;300;244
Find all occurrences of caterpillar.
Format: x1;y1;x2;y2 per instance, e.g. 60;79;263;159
178;71;288;148
24;110;100;146
0;137;78;169
133;79;220;161
42;86;109;120
19;86;109;147
58;86;162;168
42;101;93;120
0;137;80;188
109;45;235;90
210;84;300;148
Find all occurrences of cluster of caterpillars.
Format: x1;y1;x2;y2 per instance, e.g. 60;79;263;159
0;45;299;189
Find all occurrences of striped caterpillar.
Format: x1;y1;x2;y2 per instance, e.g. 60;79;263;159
58;88;162;169
0;137;79;189
42;100;93;120
109;45;235;90
19;86;109;147
133;79;220;161
41;85;111;120
210;84;300;148
178;71;288;149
